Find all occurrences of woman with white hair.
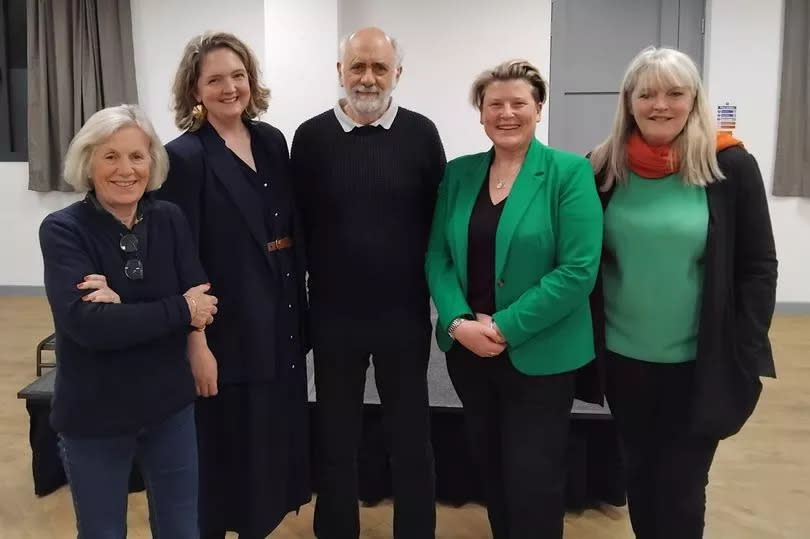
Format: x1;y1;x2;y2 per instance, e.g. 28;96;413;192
589;47;777;538
39;104;218;538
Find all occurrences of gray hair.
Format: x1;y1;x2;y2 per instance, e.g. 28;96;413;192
63;104;169;192
338;31;403;67
589;46;723;190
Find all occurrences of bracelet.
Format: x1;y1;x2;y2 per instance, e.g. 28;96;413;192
183;293;198;322
447;317;466;339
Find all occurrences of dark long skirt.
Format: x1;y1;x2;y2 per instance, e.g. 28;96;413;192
195;370;310;538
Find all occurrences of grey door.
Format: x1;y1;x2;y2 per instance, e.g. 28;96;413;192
548;0;706;154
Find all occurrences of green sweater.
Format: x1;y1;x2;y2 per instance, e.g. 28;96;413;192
603;172;708;363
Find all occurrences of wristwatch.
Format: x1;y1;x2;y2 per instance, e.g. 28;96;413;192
447;317;466;339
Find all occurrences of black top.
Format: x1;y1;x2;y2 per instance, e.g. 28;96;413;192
291;107;446;323
467;178;507;315
590;146;778;439
39;194;206;437
159;121;309;383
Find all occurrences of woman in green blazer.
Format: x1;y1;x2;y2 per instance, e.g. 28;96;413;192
425;60;603;539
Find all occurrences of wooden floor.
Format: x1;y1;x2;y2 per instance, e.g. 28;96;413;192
0;296;807;538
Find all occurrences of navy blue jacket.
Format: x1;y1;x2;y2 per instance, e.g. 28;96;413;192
158;121;309;383
39;195;206;437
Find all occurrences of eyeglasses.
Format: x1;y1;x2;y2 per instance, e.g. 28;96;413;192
119;233;144;280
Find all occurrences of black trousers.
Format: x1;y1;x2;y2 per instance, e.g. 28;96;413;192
312;318;436;539
446;344;575;539
607;352;719;539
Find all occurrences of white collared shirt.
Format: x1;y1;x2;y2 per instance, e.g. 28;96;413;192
333;98;399;132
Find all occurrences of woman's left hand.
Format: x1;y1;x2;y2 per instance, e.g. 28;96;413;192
77;274;121;304
475;313;506;344
188;333;218;397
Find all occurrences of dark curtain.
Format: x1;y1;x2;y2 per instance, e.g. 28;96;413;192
27;0;138;192
772;0;810;197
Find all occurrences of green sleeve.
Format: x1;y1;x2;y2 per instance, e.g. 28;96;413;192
425;168;473;333
493;158;603;347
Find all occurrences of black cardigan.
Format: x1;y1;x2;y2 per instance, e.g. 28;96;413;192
39;196;207;437
591;146;778;439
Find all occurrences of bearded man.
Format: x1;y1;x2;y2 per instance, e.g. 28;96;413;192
291;26;446;539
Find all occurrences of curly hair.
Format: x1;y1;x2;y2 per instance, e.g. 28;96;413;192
172;31;270;131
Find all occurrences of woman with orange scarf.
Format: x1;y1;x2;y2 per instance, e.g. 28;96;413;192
589;47;777;539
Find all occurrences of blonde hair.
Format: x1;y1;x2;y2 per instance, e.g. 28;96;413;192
589;46;723;190
470;59;547;111
172;31;270;131
63;104;168;192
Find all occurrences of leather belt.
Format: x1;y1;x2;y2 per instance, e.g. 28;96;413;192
266;236;293;252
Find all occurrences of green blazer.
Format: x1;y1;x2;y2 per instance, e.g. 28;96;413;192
425;138;603;376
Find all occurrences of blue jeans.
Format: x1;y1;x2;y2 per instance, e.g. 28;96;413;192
59;404;199;539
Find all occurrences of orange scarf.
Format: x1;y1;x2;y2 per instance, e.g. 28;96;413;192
627;130;743;179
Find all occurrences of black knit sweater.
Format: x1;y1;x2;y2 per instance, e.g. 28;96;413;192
291;107;446;323
39;195;206;437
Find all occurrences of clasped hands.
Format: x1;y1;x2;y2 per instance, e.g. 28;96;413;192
453;313;508;358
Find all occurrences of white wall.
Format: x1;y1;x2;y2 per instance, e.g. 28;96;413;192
0;164;81;287
338;0;552;160
3;0;809;303
130;0;267;144
705;0;809;303
264;0;339;144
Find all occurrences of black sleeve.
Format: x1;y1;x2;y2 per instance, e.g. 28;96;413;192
428;120;447;191
289;125;312;245
289;126;306;199
424;120;447;220
40;216;191;352
165;203;208;292
158;142;203;246
729;149;778;377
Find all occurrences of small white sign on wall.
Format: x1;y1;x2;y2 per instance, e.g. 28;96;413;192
716;102;737;132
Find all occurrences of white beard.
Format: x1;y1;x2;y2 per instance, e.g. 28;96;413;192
345;84;394;116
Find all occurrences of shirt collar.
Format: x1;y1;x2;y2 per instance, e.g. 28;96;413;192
333;98;399;132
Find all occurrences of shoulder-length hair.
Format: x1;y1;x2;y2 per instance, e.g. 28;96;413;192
470;59;547;111
172;31;270;132
63;104;169;192
589;46;723;190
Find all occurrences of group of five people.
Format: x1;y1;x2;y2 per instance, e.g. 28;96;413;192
39;25;776;539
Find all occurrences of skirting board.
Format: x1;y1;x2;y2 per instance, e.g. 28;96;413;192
0;286;809;314
0;286;46;296
774;302;810;315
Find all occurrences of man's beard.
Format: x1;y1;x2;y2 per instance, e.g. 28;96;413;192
345;84;394;115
